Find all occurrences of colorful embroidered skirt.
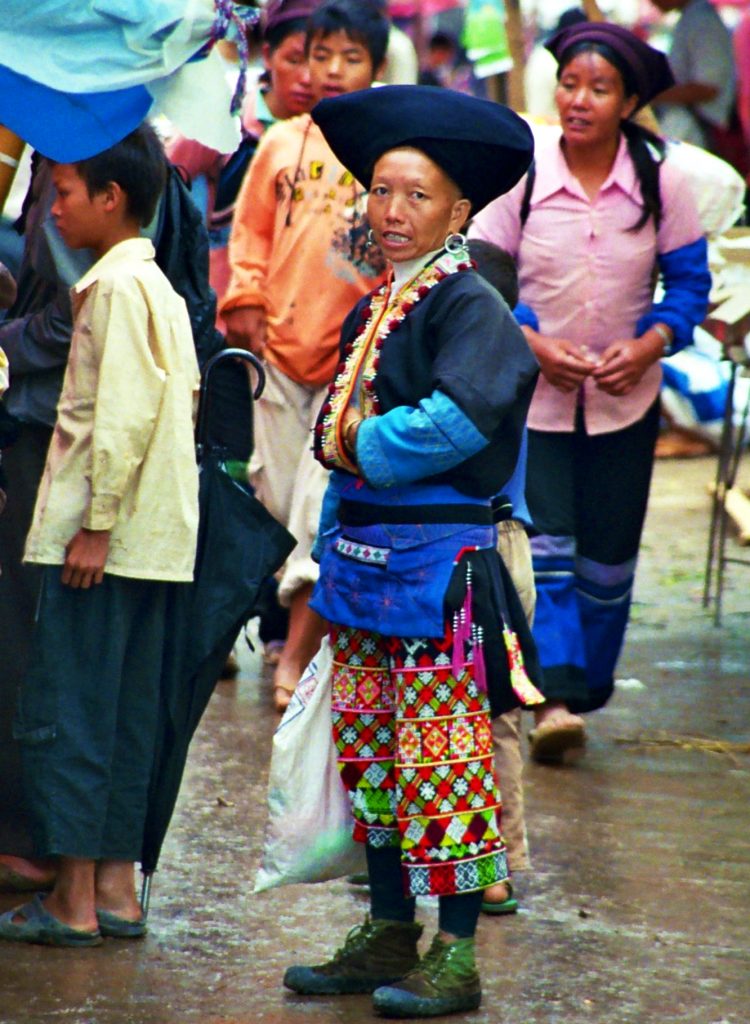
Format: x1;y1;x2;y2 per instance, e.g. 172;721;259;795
331;623;508;898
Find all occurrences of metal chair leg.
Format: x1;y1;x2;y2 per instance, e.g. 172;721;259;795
712;365;750;626
703;362;737;610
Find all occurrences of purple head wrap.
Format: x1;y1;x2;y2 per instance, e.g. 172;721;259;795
546;22;674;108
262;0;318;34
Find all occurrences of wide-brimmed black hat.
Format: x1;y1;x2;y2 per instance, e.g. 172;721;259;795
312;85;534;214
546;22;674;109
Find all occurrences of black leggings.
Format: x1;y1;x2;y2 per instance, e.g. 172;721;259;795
366;846;483;939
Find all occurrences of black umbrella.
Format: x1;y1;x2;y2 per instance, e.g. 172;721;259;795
140;350;296;906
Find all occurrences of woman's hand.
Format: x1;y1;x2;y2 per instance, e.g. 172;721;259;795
592;332;664;396
524;328;596;393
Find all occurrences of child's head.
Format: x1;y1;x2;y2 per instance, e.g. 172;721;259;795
427;31;458;70
467;239;519;308
50;123;166;255
75;123;166;227
261;0;316;118
306;0;389;102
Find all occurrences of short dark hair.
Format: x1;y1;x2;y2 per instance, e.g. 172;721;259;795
467;239;519;308
306;0;390;72
428;31;457;51
265;17;309;52
554;7;588;34
75;122;166;227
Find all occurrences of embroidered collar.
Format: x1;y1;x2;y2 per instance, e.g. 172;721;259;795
316;247;474;472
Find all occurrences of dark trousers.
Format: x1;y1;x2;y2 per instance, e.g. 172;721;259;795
15;568;167;861
526;401;660;712
0;423;51;856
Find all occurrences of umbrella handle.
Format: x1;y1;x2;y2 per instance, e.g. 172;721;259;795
196;348;266;454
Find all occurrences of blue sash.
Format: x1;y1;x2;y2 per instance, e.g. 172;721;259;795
310;478;496;637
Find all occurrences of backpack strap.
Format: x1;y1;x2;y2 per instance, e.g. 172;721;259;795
213;131;261;225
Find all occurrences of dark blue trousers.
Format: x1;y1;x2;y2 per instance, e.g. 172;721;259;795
15;567;168;861
526;401;660;713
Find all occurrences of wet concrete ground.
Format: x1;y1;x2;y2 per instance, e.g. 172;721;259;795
1;455;748;1024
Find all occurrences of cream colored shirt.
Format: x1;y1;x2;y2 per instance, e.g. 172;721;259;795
25;238;200;581
0;348;8;395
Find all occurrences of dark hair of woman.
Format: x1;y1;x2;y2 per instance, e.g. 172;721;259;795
557;40;666;232
265;16;310;52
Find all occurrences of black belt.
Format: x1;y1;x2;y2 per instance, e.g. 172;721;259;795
338;499;496;527
491;498;513;523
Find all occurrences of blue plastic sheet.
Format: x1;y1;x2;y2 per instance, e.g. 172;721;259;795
0;65;152;161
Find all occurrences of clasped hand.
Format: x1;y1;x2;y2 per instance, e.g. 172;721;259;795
532;334;596;393
533;333;660;396
590;336;662;396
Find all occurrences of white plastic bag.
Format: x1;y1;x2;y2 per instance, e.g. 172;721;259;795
254;638;366;892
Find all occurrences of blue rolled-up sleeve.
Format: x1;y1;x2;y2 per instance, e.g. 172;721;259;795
636;237;711;353
356;389;489;490
512;302;539;331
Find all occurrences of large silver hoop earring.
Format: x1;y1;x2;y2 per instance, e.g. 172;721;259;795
444;232;468;257
367;228;376;246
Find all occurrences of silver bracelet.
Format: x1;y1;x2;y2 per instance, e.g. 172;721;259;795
653;324;673;356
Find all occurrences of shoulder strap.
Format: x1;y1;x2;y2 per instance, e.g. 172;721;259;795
519;160;536;228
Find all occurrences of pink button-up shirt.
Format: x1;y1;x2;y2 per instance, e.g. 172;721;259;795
470;129;703;434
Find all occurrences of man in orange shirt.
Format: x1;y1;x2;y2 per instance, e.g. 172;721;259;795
221;0;388;708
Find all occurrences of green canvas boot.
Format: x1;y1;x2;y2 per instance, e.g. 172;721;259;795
372;933;482;1018
283;915;423;995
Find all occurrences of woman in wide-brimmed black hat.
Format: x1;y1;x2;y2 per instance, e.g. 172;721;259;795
281;84;542;1019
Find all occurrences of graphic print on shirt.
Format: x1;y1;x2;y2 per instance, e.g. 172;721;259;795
277;159;386;280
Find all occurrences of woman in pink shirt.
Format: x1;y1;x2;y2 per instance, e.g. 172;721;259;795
470;22;710;763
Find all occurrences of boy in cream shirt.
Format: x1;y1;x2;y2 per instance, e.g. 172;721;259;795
0;124;200;947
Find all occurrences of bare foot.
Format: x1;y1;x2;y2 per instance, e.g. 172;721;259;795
263;639;285;667
0;855;56;892
272;661;299;713
39;891;98;933
530;703;586;764
482;880;513;904
271;584;326;713
655;427;714;459
95;861;143;923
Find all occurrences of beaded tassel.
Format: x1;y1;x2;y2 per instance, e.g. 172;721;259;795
452;562;474;679
472;623;487;694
